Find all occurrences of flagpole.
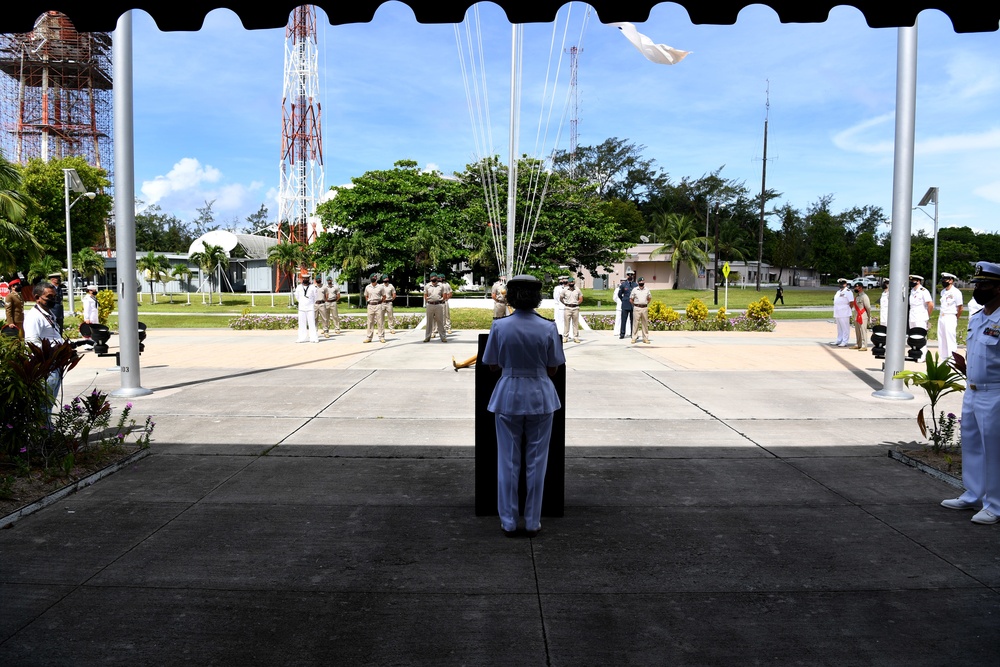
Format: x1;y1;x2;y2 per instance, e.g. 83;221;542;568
506;25;520;280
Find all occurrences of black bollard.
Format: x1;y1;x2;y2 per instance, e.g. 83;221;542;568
475;332;566;518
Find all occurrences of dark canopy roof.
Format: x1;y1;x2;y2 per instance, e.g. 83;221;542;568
4;2;999;34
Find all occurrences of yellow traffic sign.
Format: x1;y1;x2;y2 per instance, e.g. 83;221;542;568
722;262;731;279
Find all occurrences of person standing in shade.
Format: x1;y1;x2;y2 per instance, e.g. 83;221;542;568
423;273;447;342
328;277;342;334
294;275;319;343
47;272;65;331
491;278;508;319
774;283;784;305
617;270;638;340
381;274;397;335
630;277;652;344
314;277;332;339
937;272;964;361
940;261;1000;525
363;273;386;343
560;277;583;343
482;274;565;538
553;276;567;338
908;274;934;360
4;276;24;337
831;278;854;347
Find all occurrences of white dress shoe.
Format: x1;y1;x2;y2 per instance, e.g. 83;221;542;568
971;509;999;525
941;498;979;510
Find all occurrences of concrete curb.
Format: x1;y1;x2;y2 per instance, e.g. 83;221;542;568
0;447;152;529
887;449;963;490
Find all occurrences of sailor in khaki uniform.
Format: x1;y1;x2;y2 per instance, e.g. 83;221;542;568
327;277;342;334
381;274;397;335
363;273;386;343
315;277;332;338
423;273;447;342
941;261;1000;525
560;277;582;343
491;279;508;319
441;276;454;334
852;282;872;351
630;277;652;344
937;272;964;361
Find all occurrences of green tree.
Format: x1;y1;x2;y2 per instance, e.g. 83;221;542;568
266;241;309;297
189;243;229;305
552;137;669;203
136;251;169;304
190;199;217;238
171;263;193;304
27;255;63;284
243;203;271;236
73;247;106;287
135;201;194;253
650;213;710;289
15;157;112;264
803;196;851;282
0;151;42;274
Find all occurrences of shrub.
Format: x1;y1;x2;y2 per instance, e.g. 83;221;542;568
649;300;680;325
746;297;774;321
714;307;734;331
685;298;709;329
96;289;116;325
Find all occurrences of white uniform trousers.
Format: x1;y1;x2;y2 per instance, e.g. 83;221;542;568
957;388;1000;514
937;313;958;360
495;412;554;532
835;316;851;345
297;310;318;342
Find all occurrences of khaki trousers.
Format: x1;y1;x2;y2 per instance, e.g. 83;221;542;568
366;303;384;340
424;303;446;341
632;306;649;342
563;306;580;340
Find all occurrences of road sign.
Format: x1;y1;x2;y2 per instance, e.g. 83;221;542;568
722;262;731;279
0;282;8;298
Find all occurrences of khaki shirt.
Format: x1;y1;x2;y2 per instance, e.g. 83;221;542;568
382;283;396;301
425;283;446;304
5;290;24;327
317;285;332;303
630;286;652;306
560;287;582;308
364;283;385;305
492;281;507;304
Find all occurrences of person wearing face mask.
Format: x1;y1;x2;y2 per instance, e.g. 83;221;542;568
941;261;1000;525
851;282;871;351
23;282;67;420
907;275;934;361
937;272;964;361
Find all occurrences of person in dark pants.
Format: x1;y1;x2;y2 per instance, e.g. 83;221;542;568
482;274;565;538
774;283;784;305
617;270;637;339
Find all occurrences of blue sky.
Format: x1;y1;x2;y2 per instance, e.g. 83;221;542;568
131;3;1000;236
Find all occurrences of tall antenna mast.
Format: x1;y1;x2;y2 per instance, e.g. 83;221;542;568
756;82;771;292
278;6;324;253
566;45;580;177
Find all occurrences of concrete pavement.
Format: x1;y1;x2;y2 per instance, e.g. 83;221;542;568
2;320;997;665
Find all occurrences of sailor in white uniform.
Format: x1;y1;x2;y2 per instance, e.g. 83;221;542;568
937;272;964;361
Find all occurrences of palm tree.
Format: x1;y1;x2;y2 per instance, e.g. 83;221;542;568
266;241;308;300
650;213;710;289
136;251;169;304
171;263;193;305
0;152;42;274
189;243;229;305
714;220;751;262
27;255;63;285
74;247;106;288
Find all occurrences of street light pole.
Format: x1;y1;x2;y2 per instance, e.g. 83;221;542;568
63;168;95;317
916;187;940;301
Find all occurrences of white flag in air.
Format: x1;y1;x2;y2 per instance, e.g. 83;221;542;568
609;22;690;65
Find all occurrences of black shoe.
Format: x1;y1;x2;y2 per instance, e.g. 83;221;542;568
502;528;518;538
525;528;541;538
619;335;625;339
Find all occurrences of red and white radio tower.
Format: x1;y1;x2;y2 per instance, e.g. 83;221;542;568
278;6;324;248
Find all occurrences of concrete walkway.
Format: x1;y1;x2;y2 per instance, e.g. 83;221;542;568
2;321;997;665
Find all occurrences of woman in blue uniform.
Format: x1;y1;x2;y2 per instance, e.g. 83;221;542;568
482;274;566;537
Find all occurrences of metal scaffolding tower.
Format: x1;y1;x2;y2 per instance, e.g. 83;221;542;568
566;45;580;177
0;11;113;175
278;5;324;248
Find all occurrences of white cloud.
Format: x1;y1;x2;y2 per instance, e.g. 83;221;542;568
944;51;1000;101
834;115;1000;157
973;180;1000;204
140;158;222;205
